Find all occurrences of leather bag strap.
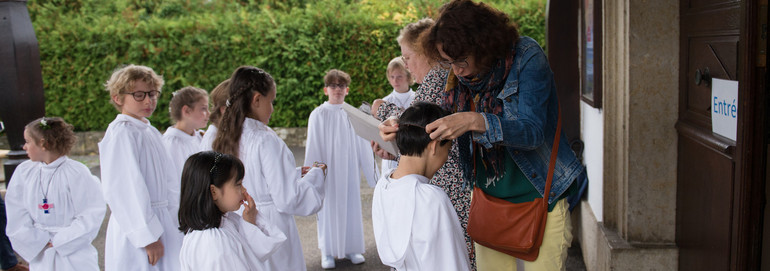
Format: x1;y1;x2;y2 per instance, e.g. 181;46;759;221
543;105;562;204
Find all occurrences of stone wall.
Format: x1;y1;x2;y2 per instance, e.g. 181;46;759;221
575;0;680;270
0;127;308;155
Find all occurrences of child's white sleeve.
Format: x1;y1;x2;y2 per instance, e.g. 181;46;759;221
356;136;380;188
50;169;106;256
260;134;324;216
302;110;327;196
303;110;324;168
161;131;185;178
5;163;51;261
99;128;164;248
235;212;287;261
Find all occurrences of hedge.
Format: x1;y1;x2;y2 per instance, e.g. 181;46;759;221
27;0;545;131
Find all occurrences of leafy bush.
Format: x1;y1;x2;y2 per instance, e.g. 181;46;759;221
28;0;545;130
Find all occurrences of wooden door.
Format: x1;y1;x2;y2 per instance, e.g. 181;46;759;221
678;0;767;270
547;0;581;150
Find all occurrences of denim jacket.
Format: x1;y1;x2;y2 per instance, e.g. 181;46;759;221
472;37;585;204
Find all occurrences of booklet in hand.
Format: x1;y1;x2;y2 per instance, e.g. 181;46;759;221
341;103;399;156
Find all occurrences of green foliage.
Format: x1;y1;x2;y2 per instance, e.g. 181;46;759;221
28;0;545;130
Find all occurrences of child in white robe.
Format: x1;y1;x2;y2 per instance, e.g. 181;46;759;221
212;66;327;271
378;58;415;176
372;102;471;271
199;79;230;151
163;86;209;174
99;64;184;271
304;69;379;269
178;151;286;270
5;117;106;271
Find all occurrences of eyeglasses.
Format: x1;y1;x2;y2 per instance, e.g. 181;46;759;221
438;57;469;69
122;90;160;102
326;84;348;89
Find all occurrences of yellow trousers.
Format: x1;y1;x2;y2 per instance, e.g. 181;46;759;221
475;199;573;271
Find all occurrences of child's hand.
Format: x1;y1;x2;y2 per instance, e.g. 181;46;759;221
371;141;396;160
371;99;386;116
46;242;53;248
144;239;164;266
301;166;311;177
313;162;327;177
242;190;258;225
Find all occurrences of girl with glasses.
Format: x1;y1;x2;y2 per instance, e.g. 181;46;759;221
99;64;184;271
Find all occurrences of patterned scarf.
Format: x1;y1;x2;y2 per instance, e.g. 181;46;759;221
442;46;515;188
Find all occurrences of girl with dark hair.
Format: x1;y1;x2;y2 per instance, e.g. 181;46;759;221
417;1;588;270
212;66;327;271
6;117;106;271
178;151;286;270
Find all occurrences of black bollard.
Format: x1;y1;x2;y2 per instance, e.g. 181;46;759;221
0;0;45;184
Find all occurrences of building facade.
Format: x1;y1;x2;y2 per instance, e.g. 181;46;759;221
548;0;769;269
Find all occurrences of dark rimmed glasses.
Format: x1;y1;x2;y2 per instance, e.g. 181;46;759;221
122;90;160;102
438;57;469;69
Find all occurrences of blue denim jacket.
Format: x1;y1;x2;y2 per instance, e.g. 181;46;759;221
472;37;586;204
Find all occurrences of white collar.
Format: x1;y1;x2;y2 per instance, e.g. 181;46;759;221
41;155;67;168
115;114;151;129
243;117;269;131
165;126;198;139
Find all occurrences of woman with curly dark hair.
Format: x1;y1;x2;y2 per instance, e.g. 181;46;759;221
420;0;588;270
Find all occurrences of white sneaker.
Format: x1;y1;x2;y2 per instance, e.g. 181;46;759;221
321;255;336;269
347;253;365;264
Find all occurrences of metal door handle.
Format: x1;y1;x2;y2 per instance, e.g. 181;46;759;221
695;67;711;86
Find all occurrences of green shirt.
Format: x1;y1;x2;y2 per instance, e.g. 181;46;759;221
474;148;575;212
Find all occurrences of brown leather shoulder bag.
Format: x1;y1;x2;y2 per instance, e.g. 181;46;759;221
467;107;561;261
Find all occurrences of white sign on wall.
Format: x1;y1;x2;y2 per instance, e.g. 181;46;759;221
711;78;739;141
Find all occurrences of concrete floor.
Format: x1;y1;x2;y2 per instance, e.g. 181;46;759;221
3;146;587;271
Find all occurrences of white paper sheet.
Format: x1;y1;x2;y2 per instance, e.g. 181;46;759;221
341;103;400;155
711;78;739;141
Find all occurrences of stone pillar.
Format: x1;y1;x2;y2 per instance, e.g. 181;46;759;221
577;0;680;269
0;0;45;183
624;0;679;243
